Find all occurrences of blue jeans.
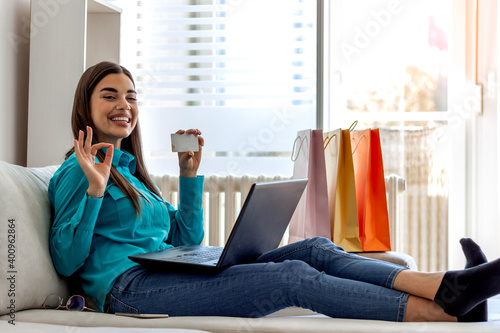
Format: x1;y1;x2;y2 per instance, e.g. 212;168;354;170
110;237;409;321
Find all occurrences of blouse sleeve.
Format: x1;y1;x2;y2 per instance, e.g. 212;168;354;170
48;158;103;277
166;175;205;247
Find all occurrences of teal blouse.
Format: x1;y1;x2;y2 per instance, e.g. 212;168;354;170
48;148;204;311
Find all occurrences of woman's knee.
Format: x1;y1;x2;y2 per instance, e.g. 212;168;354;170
304;237;345;252
301;236;331;247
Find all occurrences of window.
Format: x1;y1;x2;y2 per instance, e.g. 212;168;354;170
115;0;317;176
325;0;468;271
326;0;453;122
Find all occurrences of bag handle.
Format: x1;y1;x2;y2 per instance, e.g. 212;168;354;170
291;135;308;161
323;134;336;150
323;121;357;151
349;120;358;132
351;134;366;155
349;120;364;154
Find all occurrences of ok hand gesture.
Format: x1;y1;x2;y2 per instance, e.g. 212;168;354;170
74;126;114;198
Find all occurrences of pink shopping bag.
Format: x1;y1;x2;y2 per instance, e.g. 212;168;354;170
288;129;331;243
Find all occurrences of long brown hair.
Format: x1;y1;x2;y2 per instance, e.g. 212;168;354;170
66;61;161;214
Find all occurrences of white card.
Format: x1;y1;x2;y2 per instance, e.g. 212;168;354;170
171;133;199;152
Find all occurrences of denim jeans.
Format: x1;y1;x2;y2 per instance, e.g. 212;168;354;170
110;237;409;321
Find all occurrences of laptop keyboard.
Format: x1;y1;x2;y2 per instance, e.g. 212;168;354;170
167;247;223;263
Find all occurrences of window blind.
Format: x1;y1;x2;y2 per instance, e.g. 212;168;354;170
115;0;317;176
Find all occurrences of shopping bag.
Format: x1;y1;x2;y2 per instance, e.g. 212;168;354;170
351;128;391;251
288;129;331;243
324;128;362;252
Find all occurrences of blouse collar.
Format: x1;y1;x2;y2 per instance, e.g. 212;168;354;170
103;147;137;174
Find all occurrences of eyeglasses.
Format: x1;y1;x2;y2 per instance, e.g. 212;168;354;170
42;293;97;312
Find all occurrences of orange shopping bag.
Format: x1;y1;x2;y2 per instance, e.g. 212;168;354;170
351;128;391;251
324;127;362;252
288;129;331;243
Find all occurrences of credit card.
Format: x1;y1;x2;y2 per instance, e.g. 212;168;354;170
171;133;199;152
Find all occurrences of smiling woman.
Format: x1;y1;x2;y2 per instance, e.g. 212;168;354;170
89;74;138;150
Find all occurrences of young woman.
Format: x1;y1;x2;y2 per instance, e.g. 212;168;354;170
49;61;498;322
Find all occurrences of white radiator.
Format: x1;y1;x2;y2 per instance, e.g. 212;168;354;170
151;174;406;251
379;127;448;272
384;174;406;252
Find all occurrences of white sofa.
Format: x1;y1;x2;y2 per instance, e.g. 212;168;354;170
1;160;500;333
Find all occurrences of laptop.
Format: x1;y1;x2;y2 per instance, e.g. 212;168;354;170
129;178;308;271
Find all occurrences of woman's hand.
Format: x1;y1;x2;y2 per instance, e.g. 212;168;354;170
176;129;204;178
74;126;114;198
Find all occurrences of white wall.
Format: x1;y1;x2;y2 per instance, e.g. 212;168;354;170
27;0;87;167
26;0;121;167
0;0;31;166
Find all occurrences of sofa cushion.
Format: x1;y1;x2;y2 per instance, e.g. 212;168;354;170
0;161;69;316
0;321;210;333
356;251;418;270
2;307;500;333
